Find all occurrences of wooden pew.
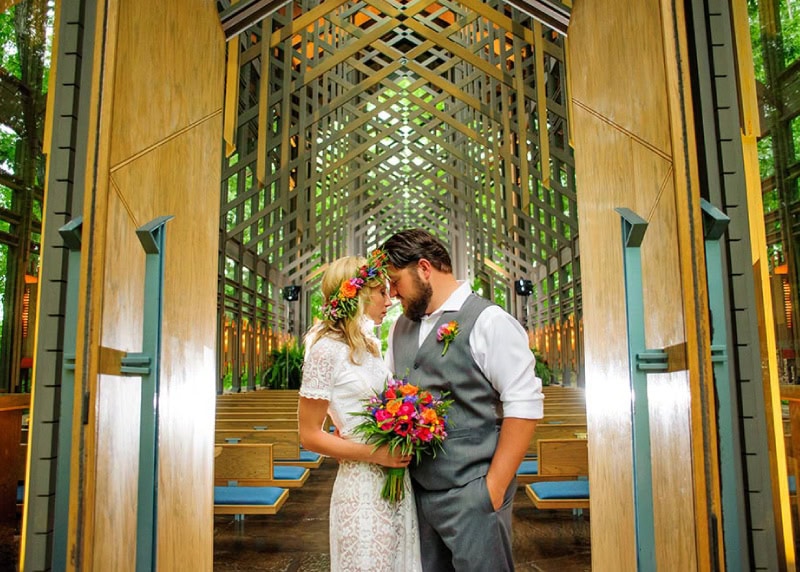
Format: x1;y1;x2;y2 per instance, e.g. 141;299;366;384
215;410;333;433
524;439;590;510
216;418;300;431
543;405;587;416
17;443;26;511
216;406;298;414
213;486;289;516
0;393;29;521
218;392;300;401
212;443;293;520
215;429;324;469
539;414;587;425
216;429;301;459
519;424;588;483
529;423;588;454
215;443;310;488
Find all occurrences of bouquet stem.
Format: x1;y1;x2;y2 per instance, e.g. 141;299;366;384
382;467;406;503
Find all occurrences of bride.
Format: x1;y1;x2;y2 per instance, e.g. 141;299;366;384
298;251;422;571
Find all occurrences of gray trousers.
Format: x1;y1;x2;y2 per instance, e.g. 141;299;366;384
413;475;516;572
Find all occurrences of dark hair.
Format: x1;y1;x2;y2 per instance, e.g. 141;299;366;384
380;229;452;273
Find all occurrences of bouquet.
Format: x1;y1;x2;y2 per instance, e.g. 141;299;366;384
351;376;453;502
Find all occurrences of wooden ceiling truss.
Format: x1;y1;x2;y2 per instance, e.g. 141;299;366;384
218;0;577;331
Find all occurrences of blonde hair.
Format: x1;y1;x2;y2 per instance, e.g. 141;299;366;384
307;256;380;364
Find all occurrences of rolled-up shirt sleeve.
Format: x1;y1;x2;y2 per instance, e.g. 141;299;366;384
471;306;544;419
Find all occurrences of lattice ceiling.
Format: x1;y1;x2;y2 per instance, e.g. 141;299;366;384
220;0;576;292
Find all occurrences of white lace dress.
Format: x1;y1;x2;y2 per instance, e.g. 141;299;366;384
300;326;422;572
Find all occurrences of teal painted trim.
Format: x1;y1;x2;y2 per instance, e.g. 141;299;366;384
636;350;668;371
133;215;173;572
121;353;152;375
615;208;657;571
700;199;742;572
53;217;83;569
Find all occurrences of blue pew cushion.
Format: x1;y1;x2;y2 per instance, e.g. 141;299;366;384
214;486;285;506
273;466;307;480
276;450;322;463
17;484;24;504
790;475;796;495
517;460;538;475
529;480;589;500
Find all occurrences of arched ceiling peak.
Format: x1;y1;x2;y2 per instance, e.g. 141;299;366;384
218;0;577;292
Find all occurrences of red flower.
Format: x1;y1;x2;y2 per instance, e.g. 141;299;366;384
415;427;433;442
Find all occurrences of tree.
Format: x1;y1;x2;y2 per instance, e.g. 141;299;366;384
0;1;50;392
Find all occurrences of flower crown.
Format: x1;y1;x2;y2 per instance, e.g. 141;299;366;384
321;249;389;322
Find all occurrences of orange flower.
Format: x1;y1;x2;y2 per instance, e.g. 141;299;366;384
399;383;419;397
386;399;402;415
421;408;439;424
339;279;358;299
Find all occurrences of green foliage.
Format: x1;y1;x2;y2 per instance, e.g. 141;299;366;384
531;348;552;386
748;1;765;84
0;129;17;174
378;303;403;354
262;343;304;389
492;280;506;308
744;0;800;80
309;287;323;322
778;0;800;68
0;9;21;78
757;134;774;180
471;276;486;298
222;367;233;392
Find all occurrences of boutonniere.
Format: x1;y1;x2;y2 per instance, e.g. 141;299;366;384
437;321;459;356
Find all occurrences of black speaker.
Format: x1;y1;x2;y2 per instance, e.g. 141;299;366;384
282;285;301;301
514;279;533;296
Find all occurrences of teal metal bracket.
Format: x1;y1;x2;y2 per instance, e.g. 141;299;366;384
120;215;173;572
53;217;83;569
615;207;657;571
700;199;743;571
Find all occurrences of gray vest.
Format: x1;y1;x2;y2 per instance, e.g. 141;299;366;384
392;293;500;490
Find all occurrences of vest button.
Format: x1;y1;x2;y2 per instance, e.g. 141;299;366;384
413;363;419;369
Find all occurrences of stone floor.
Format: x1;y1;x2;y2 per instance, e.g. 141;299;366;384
0;458;591;571
0;521;18;572
214;458;591;571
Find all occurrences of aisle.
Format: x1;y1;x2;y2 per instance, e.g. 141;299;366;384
213;458;591;571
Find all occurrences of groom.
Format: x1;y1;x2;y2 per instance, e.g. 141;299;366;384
382;229;543;572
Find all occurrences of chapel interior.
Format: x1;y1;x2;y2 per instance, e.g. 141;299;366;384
1;0;800;570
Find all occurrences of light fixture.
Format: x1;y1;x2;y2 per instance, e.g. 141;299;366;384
282;285;301;301
514;279;533;296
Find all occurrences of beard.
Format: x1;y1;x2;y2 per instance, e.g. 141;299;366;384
403;272;433;322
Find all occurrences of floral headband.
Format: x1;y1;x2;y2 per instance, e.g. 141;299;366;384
321;249;389;322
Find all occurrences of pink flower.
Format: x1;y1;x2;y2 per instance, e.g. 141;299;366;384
398;402;415;417
436;320;459;356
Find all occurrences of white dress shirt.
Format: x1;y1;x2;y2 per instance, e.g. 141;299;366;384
386;281;544;419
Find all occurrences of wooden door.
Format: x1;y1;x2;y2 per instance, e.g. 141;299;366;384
568;0;794;569
58;2;225;570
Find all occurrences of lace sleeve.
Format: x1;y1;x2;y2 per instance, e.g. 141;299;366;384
299;337;343;400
